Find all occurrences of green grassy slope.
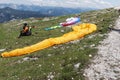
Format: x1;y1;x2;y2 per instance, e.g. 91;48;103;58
0;8;119;80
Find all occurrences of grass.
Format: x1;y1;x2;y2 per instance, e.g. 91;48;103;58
0;8;119;80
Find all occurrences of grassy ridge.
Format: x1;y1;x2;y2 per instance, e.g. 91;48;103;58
0;8;119;80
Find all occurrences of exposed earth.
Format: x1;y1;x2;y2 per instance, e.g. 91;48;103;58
84;16;120;80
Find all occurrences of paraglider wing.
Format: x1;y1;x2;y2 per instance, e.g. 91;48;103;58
1;23;97;58
60;17;81;27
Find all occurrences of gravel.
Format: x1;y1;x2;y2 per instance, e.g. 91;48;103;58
84;17;120;80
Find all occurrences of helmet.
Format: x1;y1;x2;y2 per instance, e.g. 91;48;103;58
24;23;27;26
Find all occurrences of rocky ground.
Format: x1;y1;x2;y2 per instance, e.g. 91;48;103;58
84;16;120;80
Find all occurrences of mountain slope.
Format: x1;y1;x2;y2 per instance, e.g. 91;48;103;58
0;7;48;23
0;4;97;16
0;8;119;80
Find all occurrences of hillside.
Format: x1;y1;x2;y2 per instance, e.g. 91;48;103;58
0;7;48;23
0;8;119;80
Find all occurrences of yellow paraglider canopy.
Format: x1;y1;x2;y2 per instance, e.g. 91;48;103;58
1;23;97;58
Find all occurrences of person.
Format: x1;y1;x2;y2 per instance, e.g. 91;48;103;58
18;23;32;38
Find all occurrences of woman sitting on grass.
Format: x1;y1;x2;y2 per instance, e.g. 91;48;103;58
18;23;35;38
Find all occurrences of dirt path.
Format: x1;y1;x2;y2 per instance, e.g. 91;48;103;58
84;17;120;80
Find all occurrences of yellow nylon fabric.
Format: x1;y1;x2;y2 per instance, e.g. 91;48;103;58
1;23;97;57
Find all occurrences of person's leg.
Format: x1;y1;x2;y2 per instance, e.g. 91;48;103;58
18;31;26;38
18;31;23;38
26;31;32;36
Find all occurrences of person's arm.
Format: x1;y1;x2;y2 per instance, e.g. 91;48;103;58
23;26;29;32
